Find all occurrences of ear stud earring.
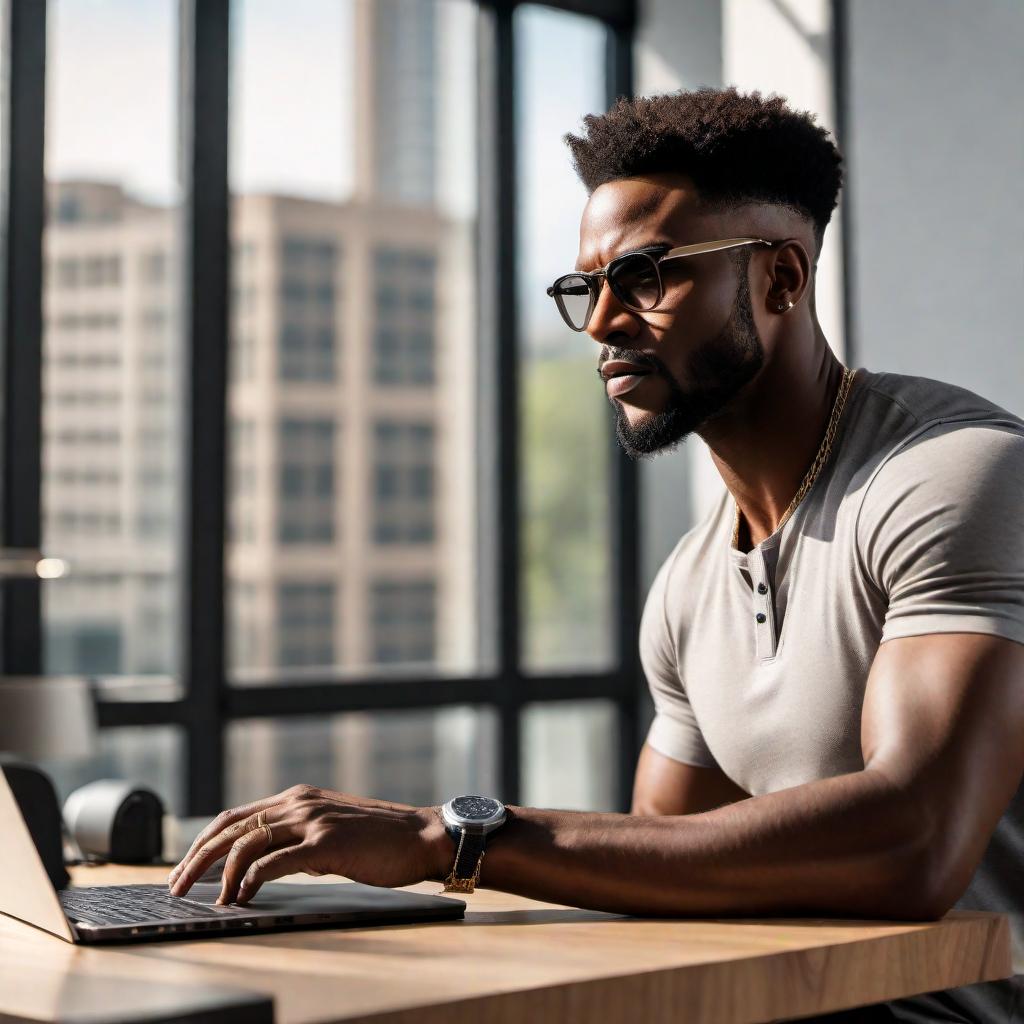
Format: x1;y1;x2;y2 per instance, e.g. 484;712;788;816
776;299;794;312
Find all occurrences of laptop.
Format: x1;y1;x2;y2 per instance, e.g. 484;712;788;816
0;767;466;944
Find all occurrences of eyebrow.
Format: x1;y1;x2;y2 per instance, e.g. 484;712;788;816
574;240;674;274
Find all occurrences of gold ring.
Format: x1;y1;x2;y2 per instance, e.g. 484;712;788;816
256;809;266;829
261;822;273;845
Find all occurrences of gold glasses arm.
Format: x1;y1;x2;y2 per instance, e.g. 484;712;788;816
659;237;775;263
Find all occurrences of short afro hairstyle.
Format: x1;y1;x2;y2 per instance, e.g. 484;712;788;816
563;86;844;262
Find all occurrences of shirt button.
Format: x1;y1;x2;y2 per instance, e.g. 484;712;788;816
755;612;767;624
757;583;768;594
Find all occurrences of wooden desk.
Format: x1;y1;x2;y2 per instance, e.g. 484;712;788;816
0;865;1011;1024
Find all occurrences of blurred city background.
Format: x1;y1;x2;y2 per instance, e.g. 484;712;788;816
21;0;620;813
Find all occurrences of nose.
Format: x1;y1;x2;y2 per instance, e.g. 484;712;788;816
585;277;640;346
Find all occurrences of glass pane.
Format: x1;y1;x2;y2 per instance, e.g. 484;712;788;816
521;700;618;811
515;6;614;673
227;706;497;808
36;725;186;818
226;0;480;683
41;1;182;691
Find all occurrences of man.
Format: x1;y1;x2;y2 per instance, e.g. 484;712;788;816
169;88;1024;1023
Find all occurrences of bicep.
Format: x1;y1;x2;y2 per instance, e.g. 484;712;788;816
632;740;750;816
861;632;1024;911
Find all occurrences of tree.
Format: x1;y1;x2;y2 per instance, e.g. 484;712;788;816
522;353;612;669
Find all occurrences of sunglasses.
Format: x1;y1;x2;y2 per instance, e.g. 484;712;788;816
546;236;782;332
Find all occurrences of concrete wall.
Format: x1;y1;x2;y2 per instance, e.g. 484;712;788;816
844;0;1023;416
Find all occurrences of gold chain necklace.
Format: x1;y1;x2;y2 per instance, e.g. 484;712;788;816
732;364;856;549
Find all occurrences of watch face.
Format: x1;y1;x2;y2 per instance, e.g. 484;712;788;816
451;795;500;821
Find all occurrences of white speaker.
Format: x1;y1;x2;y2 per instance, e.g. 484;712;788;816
63;780;164;863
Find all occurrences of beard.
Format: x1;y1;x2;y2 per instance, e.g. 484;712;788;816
610;269;765;460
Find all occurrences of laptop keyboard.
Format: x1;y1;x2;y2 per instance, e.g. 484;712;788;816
60;884;254;926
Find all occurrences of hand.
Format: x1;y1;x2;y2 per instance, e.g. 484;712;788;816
166;784;452;905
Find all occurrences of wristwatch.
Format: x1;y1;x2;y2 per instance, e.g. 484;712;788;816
440;795;507;894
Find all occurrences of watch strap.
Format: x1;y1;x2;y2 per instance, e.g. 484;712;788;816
443;826;486;892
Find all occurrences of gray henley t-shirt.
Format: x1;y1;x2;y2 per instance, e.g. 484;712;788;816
640;366;1024;1023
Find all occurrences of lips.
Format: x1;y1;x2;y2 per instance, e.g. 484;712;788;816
599;359;652;380
600;359;653;399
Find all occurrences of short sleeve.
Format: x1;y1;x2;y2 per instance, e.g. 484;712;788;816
639;552;716;767
856;420;1024;647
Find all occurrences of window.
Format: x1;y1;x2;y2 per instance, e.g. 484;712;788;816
372;579;436;664
141;250;167;284
372;420;435;544
279;321;336;382
516;4;614;673
40;0;183;691
277;417;336;543
56;257;79;287
373;246;436;385
280;278;308;305
4;0;640;817
39;727;185;817
276;582;336;668
47;622;122;675
228;708;497;809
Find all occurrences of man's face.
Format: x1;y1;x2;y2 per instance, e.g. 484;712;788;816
574;173;775;459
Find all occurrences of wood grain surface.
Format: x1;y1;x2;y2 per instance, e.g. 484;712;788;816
0;864;1010;1024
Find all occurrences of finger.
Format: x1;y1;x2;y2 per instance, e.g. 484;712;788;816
234;843;316;905
170;810;281;898
167;800;275;885
217;825;284;905
168;784;322;884
168;810;261;892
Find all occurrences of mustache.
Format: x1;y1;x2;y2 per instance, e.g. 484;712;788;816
599;348;667;375
599;347;684;392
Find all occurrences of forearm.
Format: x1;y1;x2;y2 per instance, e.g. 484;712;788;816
474;768;938;920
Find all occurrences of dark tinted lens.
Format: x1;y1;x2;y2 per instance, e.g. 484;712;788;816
608;253;660;310
551;274;593;330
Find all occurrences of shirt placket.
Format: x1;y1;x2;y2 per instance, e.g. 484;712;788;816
748;546;778;659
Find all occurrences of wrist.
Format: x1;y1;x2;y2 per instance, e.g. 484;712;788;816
419;805;451;883
476;803;523;888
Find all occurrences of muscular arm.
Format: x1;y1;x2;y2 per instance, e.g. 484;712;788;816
470;634;1024;922
631;741;750;816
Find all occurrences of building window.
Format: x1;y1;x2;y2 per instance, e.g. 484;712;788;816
279;322;335;382
56;257;80;288
47;622;123;675
140;250;167;284
371;579;436;664
281;237;338;268
277;417;335;543
276;582;335;668
373;246;435;386
277;239;339;382
82;254;118;286
280;278;308;305
372;419;434;544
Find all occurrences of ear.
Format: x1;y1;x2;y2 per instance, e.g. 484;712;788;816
764;239;812;312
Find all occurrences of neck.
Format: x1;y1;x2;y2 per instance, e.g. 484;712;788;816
699;327;848;549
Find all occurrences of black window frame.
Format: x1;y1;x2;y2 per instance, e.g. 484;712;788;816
0;0;650;815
